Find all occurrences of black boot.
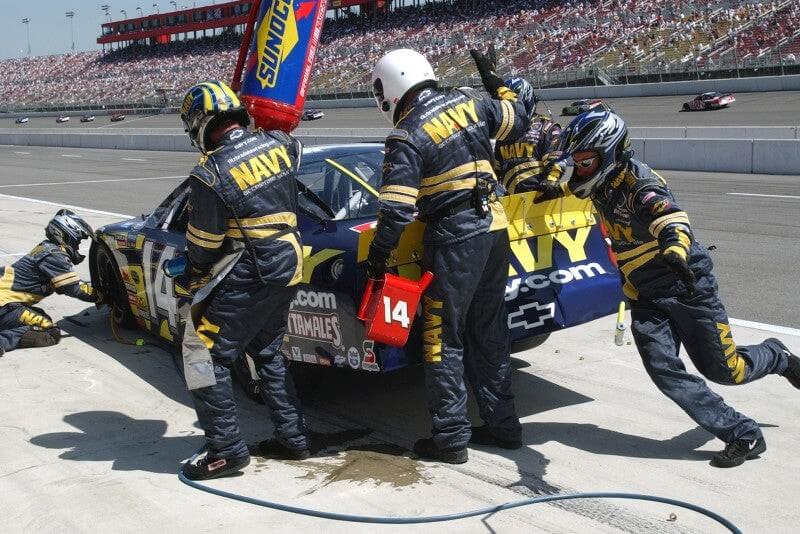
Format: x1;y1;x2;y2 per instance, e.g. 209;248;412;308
413;437;468;464
469;425;522;450
18;327;60;348
258;438;311;460
711;438;766;468
771;338;800;389
181;453;250;480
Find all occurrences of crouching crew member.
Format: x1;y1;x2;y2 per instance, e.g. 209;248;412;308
535;110;800;468
178;81;309;481
0;209;101;356
494;77;563;194
366;48;531;464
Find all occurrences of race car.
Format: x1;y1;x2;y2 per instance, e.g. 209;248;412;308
110;113;126;122
301;109;324;121
80;115;96;123
56;115;70;123
90;143;622;389
682;92;735;111
561;99;611;116
15;117;29;124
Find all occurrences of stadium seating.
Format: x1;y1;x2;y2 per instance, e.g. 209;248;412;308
1;0;799;108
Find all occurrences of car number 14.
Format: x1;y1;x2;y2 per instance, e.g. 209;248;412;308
383;297;410;328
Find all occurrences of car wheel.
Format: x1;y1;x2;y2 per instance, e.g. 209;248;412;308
511;333;551;353
94;244;137;328
682;103;690;111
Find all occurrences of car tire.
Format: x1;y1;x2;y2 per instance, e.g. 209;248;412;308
511;333;551;353
93;244;137;328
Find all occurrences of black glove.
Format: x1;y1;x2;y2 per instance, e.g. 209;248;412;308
531;180;566;204
94;289;107;308
470;46;507;99
365;245;390;280
662;249;696;295
188;265;213;296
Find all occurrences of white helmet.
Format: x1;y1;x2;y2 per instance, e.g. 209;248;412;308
371;49;437;125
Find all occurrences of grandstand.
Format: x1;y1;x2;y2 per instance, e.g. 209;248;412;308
1;0;799;110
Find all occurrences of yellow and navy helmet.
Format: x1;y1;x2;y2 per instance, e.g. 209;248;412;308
180;80;250;153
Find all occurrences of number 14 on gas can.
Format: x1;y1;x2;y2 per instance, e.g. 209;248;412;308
383;297;410;328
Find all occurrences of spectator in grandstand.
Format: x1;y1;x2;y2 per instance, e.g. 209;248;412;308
0;210;103;356
367;47;529;464
533;110;800;468
494;77;563;195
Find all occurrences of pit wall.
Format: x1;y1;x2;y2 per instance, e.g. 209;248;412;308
1;130;798;175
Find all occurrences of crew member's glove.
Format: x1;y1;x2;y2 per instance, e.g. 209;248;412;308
531;180;568;204
661;248;696;295
188;265;213;296
470;46;515;100
94;289;107;308
365;245;390;280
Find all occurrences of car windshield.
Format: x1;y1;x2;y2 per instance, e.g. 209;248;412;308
296;145;384;221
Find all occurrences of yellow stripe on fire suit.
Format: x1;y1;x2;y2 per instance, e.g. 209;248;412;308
227;212;297;228
51;272;80;288
418;178;477;198
0;267;43;306
421;161;494;188
649;211;690;238
496;100;516;141
615;240;659;262
188;223;225;242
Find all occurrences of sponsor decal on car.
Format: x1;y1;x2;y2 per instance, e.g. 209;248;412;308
347;346;361;369
506;263;607;301
360;340;379;372
291;289;337;310
508;301;556;330
287;310;342;347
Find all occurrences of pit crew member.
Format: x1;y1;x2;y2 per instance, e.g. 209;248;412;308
494;77;563;194
366;48;531;464
0;210;101;355
178;81;308;480
534;110;800;468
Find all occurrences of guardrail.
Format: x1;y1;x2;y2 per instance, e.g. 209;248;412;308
1;131;799;175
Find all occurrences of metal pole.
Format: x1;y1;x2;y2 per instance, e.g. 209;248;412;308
22;18;31;56
65;11;75;52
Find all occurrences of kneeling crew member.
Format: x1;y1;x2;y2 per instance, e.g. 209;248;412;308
535;110;800;468
178;81;308;481
0;209;101;356
366;49;531;464
494;77;563;194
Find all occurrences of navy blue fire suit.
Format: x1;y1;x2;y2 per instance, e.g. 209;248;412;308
185;127;306;459
0;241;97;352
369;86;530;450
494;114;562;194
594;159;788;443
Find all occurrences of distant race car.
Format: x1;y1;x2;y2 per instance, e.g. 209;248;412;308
15;117;29;124
110;113;126;122
682;92;735;111
80;115;96;123
562;99;612;116
56;115;70;123
90;143;622;395
301;109;324;121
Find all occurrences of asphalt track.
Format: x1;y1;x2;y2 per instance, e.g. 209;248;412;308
0;144;797;328
6;90;800;130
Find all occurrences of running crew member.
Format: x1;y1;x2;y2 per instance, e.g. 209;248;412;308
0;209;101;355
178;81;309;480
494;77;563;194
534;110;800;468
366;48;531;464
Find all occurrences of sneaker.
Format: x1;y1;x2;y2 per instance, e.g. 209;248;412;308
711;438;766;468
771;338;800;390
469;425;522;450
413;437;468;464
258;438;311;460
181;453;250;481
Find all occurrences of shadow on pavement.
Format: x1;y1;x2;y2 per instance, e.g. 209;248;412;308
30;410;202;474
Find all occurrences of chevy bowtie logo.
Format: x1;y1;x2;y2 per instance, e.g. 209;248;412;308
507;301;555;330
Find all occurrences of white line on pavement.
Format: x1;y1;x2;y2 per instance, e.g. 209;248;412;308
0;246;90;259
730;318;800;337
727;193;800;200
0;192;133;218
61;154;82;158
0;175;184;188
14;151;30;155
121;157;148;161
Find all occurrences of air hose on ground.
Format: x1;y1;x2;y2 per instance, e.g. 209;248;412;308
178;448;742;532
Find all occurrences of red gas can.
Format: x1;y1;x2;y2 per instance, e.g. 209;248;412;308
357;272;435;347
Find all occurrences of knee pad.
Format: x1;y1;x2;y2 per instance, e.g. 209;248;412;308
19;327;61;348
